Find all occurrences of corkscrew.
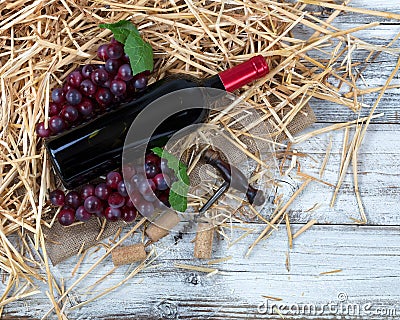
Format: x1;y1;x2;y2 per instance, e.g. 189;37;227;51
198;149;265;213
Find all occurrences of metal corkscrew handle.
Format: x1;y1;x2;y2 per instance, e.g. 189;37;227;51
202;149;265;206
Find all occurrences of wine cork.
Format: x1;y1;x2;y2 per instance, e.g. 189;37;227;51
111;243;147;266
145;210;181;242
194;223;214;259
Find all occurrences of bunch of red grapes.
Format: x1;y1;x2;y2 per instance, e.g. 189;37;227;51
50;152;174;226
40;37;174;226
36;38;148;138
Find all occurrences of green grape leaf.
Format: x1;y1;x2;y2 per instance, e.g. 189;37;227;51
99;20;153;76
151;147;190;212
178;163;190;185
99;20;140;44
169;181;189;212
151;147;183;177
124;33;154;75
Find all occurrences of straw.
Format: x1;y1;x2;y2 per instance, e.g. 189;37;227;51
0;0;398;315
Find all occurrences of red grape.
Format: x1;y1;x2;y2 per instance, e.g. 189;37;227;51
102;79;111;89
117;181;128;197
133;73;148;90
95;183;111;200
51;88;65;104
108;192;125;208
145;153;161;167
81;184;95;200
80;79;97;96
65;191;81;209
75;206;92;221
95;87;113;106
105;59;122;74
36;122;51;138
60;105;79;123
49;189;65;206
110;79;126;96
107;43;124;59
49;102;61;116
49;161;169;224
82;64;95;78
145;162;159;178
97;44;109;61
104;207;122;221
158;189;170;207
91;68;109;85
58;207;75;226
65;88;82;105
153;173;170;191
117;64;133;81
84;195;103;213
122;53;130;63
158;190;170;206
42;39;149;138
63;83;74;93
67;70;83;87
125;197;134;208
77;98;94;118
106;171;122;189
49;115;65;134
121;206;137;222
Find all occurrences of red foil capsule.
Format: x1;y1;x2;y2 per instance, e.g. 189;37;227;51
218;55;269;92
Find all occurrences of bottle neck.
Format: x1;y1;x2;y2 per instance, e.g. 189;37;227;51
202;74;226;91
203;55;269;92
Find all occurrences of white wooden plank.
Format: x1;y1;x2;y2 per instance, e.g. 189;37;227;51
311;95;400;124
307;56;400;123
301;0;400;24
294;22;400;50
290;3;400;124
292;26;400;124
3;224;399;319
284;123;400;225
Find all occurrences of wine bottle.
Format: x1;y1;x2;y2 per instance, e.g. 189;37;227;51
46;56;269;189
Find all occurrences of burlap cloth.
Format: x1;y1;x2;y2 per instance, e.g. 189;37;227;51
44;103;316;265
44;217;126;265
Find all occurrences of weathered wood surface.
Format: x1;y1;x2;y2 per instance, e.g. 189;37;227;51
2;0;400;319
293;22;400;124
287;123;400;226
4;225;400;319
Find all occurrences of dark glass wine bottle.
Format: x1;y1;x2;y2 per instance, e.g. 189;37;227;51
46;56;269;189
